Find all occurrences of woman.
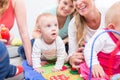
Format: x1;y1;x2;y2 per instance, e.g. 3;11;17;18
68;0;105;69
0;0;32;79
18;0;75;59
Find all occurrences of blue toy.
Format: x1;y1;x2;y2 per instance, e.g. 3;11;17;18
22;60;45;80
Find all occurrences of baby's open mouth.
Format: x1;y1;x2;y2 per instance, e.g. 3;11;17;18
52;33;56;35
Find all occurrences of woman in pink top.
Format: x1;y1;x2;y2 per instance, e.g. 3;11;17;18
0;0;32;79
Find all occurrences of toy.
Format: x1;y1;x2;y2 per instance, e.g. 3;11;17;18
50;74;69;80
111;74;120;80
11;38;22;46
0;25;10;41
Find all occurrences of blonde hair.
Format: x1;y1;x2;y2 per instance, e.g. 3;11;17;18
0;0;9;15
74;11;86;47
33;13;56;38
105;1;120;26
35;13;56;29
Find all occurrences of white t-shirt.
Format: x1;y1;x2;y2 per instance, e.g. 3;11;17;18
68;7;105;57
32;36;67;69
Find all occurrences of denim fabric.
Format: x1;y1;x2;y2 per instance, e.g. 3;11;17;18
0;41;16;79
18;39;35;59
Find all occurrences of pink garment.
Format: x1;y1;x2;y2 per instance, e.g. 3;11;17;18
98;52;120;75
0;0;14;30
79;30;120;80
80;62;109;80
98;31;120;75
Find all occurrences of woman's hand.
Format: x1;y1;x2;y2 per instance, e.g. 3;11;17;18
69;47;84;69
0;33;14;44
27;56;32;66
63;37;68;44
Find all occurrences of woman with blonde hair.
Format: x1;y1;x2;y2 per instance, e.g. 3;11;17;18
0;0;31;79
68;0;105;68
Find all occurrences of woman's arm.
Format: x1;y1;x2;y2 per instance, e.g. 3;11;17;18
13;0;32;66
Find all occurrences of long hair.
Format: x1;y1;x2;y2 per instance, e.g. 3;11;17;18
0;0;9;15
74;11;86;47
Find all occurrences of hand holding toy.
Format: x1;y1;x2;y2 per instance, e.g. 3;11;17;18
0;25;10;42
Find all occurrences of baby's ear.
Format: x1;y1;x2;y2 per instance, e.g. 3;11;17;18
107;23;115;29
32;28;41;38
36;29;42;35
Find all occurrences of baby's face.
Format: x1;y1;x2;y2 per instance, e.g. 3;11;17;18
39;16;59;42
111;19;120;40
114;19;120;32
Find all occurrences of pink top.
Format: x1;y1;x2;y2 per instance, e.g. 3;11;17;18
98;31;120;75
79;29;120;79
0;0;14;30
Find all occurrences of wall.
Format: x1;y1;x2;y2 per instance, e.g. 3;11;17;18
10;0;120;39
10;0;57;39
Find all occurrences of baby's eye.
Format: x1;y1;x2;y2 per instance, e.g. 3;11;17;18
47;24;51;27
54;23;58;27
70;5;74;8
63;1;67;5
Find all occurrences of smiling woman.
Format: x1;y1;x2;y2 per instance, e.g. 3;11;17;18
10;0;120;39
68;0;120;79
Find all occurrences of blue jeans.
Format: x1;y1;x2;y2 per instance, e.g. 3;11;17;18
0;41;16;80
18;39;35;59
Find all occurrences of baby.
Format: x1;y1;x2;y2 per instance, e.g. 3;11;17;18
32;13;67;73
80;1;120;80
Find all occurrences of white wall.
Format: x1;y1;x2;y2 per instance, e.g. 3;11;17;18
10;0;120;39
10;0;57;39
95;0;120;9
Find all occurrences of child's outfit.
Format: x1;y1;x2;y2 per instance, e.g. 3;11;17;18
0;42;23;79
32;36;67;70
80;28;120;79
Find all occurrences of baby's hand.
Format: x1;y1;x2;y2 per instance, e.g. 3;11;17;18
34;67;44;73
52;68;60;72
92;64;105;78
